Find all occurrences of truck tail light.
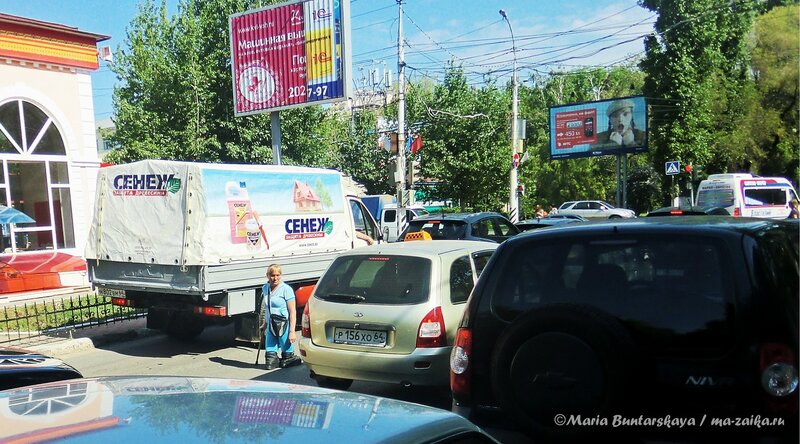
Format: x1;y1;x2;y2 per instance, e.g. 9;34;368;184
759;343;798;415
450;327;472;397
111;297;135;307
416;306;446;348
192;306;227;317
301;303;311;338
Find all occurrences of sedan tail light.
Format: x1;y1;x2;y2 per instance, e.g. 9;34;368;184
450;327;472;397
301;303;311;338
759;343;798;415
416;306;446;348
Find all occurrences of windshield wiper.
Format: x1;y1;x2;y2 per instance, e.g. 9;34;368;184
323;293;367;303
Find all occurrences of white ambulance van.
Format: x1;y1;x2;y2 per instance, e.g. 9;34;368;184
695;173;798;218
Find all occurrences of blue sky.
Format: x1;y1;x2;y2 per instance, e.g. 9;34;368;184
0;0;653;121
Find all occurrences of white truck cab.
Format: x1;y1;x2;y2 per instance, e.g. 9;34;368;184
695;173;798;219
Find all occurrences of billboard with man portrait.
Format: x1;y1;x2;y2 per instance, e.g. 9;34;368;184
549;96;647;160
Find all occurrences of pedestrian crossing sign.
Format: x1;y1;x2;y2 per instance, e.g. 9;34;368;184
665;161;680;175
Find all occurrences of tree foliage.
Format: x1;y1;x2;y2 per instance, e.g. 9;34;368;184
517;67;648;216
404;66;510;211
748;4;799;183
639;0;760;201
106;0;397;196
103;0;798;214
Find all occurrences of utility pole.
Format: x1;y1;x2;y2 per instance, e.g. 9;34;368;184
396;0;407;239
500;9;519;223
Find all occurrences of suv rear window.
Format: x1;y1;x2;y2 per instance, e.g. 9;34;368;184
405;220;467;240
696;188;734;208
315;255;431;305
484;235;733;350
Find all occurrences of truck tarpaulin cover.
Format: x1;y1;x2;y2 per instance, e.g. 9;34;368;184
85;160;352;266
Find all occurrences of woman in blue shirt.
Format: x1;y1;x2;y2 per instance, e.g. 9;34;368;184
260;264;300;370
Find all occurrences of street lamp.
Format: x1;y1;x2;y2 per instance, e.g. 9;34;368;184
500;9;520;223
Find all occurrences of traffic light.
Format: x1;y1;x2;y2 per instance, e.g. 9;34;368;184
407;160;421;186
517;184;525;196
685;164;699;181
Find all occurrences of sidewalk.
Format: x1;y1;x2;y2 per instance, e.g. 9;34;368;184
7;317;160;357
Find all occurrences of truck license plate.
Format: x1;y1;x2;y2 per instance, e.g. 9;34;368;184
98;288;126;298
333;328;387;346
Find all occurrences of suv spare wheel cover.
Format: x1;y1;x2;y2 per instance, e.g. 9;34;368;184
490;304;639;437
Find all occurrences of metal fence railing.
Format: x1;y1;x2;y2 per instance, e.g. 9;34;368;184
0;293;147;345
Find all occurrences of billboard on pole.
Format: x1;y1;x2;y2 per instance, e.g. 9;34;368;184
229;0;351;116
549;96;647;160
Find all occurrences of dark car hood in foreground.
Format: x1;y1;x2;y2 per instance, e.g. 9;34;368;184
0;346;83;391
0;376;494;443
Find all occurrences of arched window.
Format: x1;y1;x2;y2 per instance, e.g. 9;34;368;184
0;99;74;253
0;100;66;155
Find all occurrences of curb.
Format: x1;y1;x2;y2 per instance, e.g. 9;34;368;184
26;327;160;356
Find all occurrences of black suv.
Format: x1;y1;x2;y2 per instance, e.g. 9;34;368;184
398;212;520;243
450;217;798;442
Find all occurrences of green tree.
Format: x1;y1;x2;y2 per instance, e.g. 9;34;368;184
748;4;799;184
518;66;646;215
408;66;509;211
106;0;339;167
639;0;758;202
339;110;394;195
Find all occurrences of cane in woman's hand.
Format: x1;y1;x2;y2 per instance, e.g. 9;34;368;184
255;324;265;365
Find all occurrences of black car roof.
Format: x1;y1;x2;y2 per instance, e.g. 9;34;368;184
646;206;730;216
409;212;507;224
509;216;793;243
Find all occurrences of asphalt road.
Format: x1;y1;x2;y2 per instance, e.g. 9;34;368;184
53;323;534;443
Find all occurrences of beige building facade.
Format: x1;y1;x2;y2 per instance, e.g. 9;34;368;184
0;13;108;259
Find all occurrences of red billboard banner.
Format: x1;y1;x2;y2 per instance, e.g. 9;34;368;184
553;108;597;149
229;0;350;116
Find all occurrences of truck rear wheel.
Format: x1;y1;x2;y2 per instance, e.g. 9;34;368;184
165;312;205;341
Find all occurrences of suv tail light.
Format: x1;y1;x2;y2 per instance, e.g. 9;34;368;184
301;303;311;338
450;327;472;397
416;306;446;348
759;343;798;415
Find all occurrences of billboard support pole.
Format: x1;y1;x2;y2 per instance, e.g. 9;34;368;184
623;153;628;208
615;154;622;207
271;111;282;166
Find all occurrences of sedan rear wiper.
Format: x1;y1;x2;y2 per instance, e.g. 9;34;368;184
323;293;367;303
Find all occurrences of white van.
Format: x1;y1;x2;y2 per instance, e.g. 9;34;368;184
695;173;798;218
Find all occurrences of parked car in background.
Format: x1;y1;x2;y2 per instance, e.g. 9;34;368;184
300;240;498;390
397;212;520;243
646;206;730;217
451;217;798;442
515;217;581;232
0;376;500;443
0;346;83;391
555;200;636;219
